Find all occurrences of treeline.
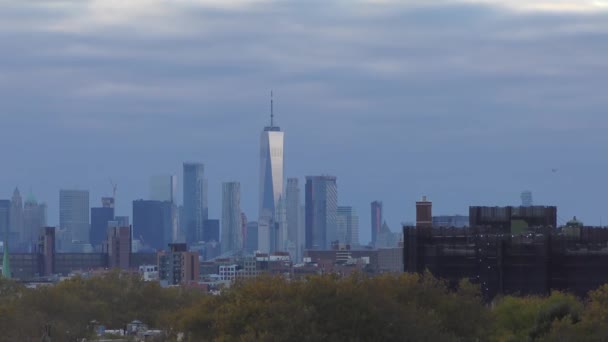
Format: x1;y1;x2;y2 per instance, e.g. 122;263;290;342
1;272;608;341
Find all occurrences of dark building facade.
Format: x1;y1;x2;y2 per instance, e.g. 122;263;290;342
404;225;608;299
371;201;382;246
305;176;338;250
203;219;220;242
469;206;557;233
90;206;114;249
133;200;174;251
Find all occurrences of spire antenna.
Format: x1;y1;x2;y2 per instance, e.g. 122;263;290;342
270;90;274;127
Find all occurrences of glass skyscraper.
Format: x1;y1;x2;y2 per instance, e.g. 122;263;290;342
286;178;301;260
258;95;284;253
305;176;338;250
371;201;383;246
221;182;242;254
59;189;90;244
183;163;207;244
337;206;359;246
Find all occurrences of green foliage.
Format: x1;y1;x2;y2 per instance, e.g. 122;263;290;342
7;272;608;341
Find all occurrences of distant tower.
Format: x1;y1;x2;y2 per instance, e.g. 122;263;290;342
183;163;207;244
2;231;10;278
521;191;533;207
10;188;23;247
305;176;338;250
337;206;359;246
59;189;90;247
150;175;177;203
286;178;301;261
416;196;432;228
221;182;242;254
371;201;383;245
259;91;284;223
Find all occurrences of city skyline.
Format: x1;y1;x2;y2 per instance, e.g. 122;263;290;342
1;1;608;244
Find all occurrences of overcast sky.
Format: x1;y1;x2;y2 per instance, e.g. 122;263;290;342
1;0;608;243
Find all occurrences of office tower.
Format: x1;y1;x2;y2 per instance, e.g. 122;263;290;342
150;175;177;203
9;188;23;247
37;227;55;276
521;191;533;207
59;190;90;244
274;196;287;252
221;182;242;254
305;176;338;250
416;196;432;228
158;243;200;286
107;226;131;270
90;198;115;249
469;206;557;233
257;217;270;253
245;221;258;253
22;193;47;247
203;219;220;242
337;206;360;246
241;212;248;250
259;93;284;221
371;201;383;245
183;163;207;244
132;200;175;250
286;178;300;260
0;201;9;244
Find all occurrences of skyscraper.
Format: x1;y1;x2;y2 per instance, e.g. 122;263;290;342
132;200;175;251
9;188;23;247
0;200;9;245
150;175;177;203
91;197;115;249
221;182;242;254
59;190;90;244
371;201;382;246
521;191;533;207
245;221;258;253
305;176;338;250
337;206;359;246
22;193;47;247
286;178;301;261
259;93;284;222
183;163;207;244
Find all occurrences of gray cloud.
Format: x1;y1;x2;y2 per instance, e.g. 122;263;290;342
1;0;607;242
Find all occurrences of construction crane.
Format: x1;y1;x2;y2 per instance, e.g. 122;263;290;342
109;178;117;200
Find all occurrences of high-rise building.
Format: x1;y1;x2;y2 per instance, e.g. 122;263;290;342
521;191;533;207
23;194;47;247
257;217;270;253
337;206;359;246
132;200;175;251
0;200;9;245
183;163;207;244
150;175;177;203
221;182;242;254
59;190;90;245
371;201;382;246
37;227;55;276
416;196;432;228
305;176;338;250
107;226;131;270
202;219;220;242
9;188;23;247
245;221;258;253
241;212;248;250
286;178;301;261
259;93;284;222
90;197;115;249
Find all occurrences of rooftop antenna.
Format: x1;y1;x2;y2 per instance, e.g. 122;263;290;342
270;90;274;127
109;178;117;199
